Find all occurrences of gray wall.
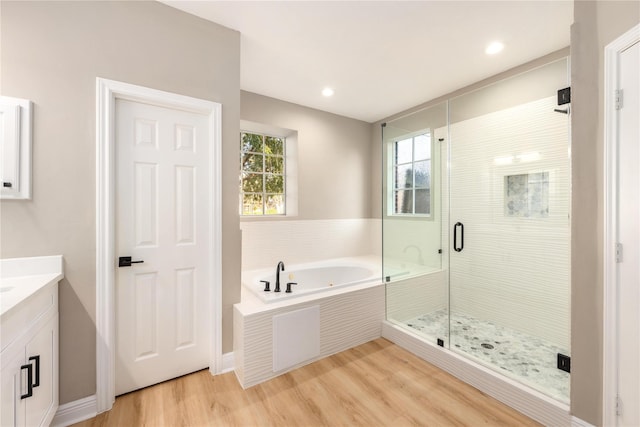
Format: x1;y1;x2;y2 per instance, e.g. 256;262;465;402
241;91;372;220
571;1;640;424
0;1;241;404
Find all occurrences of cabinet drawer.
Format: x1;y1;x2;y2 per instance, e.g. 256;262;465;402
1;282;58;353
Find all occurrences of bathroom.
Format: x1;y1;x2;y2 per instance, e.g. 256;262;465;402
1;1;639;427
234;51;571;422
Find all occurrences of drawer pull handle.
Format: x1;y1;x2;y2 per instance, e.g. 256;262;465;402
20;364;33;399
29;355;40;387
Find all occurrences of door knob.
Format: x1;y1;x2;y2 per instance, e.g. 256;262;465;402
118;256;144;267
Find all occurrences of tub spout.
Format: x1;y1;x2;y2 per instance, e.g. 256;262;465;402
275;261;285;292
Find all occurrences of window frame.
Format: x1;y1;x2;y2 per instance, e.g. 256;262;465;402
240;131;287;216
388;129;433;217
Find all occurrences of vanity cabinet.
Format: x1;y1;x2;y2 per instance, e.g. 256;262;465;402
1;313;58;427
1;266;59;427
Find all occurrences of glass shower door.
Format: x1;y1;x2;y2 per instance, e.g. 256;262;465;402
382;102;449;346
447;58;571;403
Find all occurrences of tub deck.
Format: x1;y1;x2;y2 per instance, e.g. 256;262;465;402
234;255;384;388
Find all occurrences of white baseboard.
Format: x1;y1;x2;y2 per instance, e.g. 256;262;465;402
51;394;97;427
221;351;235;373
572;416;596;427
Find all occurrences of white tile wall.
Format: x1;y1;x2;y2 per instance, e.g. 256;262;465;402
234;284;384;388
385;270;447;322
448;96;570;350
385;97;570;351
240;219;381;270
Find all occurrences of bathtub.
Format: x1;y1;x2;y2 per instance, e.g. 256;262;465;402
242;257;381;303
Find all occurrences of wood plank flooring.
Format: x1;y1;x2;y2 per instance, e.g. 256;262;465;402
75;338;541;426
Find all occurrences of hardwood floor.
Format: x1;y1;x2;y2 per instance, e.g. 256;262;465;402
75;338;541;426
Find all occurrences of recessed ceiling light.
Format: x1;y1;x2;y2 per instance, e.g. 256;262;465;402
322;87;334;97
485;41;504;55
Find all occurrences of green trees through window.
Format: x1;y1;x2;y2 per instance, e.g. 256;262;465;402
240;132;285;215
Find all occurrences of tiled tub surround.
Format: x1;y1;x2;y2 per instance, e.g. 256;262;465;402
240;219;381;270
234;256;384;388
400;309;570;403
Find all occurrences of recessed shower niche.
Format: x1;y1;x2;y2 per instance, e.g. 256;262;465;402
504;172;550;218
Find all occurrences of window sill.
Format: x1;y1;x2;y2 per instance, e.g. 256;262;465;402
239;214;297;222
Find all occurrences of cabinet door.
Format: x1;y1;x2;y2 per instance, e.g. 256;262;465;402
1;349;26;427
24;314;58;427
0;96;32;199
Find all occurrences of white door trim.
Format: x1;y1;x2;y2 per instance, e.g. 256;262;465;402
603;23;640;427
95;78;222;413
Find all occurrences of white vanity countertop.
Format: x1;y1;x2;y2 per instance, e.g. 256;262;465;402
0;255;64;318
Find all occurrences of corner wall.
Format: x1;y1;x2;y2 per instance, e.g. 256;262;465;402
0;1;241;405
570;1;640;424
240;92;378;270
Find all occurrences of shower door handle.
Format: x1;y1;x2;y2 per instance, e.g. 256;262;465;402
453;222;464;252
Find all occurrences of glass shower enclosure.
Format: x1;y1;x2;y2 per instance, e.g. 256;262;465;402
383;58;571;403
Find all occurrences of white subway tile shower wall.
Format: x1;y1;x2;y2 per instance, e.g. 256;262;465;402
448;96;570;351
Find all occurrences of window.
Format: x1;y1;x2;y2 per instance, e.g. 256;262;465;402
391;132;431;215
240;131;286;215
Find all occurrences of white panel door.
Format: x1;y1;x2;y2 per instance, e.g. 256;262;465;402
115;99;210;395
617;40;640;427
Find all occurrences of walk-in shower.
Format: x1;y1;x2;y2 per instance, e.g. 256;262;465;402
382;58;571;405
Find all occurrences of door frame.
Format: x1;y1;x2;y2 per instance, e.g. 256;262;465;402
95;78;222;413
603;23;640;427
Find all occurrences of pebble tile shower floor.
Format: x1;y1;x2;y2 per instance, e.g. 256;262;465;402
402;309;570;403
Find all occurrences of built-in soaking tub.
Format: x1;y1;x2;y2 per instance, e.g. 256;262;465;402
242;257;381;303
235;255;384;388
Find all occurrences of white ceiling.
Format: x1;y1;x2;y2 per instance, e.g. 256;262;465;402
162;1;573;123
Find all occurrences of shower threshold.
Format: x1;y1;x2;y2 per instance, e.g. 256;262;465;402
401;309;570;404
